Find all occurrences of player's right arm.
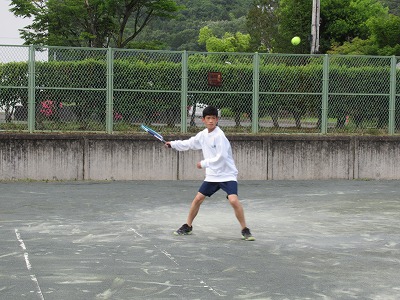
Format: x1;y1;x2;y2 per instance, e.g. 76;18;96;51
169;132;202;151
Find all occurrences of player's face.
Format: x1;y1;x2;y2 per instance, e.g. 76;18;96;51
202;115;218;132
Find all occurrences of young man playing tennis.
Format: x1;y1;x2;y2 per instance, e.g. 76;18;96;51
165;106;255;241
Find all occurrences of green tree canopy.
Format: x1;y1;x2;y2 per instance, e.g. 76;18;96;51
134;0;251;50
273;0;311;53
368;13;400;52
198;26;251;52
246;0;392;54
10;0;183;48
319;0;388;52
328;13;400;55
246;0;279;52
379;0;400;16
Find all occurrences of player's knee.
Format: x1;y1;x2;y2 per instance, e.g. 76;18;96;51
193;193;206;205
227;195;240;206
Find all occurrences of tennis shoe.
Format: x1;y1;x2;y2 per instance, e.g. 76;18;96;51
174;224;193;236
241;227;255;241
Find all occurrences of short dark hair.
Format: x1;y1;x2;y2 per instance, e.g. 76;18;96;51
202;105;218;118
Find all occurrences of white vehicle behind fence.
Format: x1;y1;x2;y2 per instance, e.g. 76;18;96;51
188;103;221;117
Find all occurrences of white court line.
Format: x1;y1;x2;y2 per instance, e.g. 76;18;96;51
15;229;45;300
129;227;224;297
0;252;19;259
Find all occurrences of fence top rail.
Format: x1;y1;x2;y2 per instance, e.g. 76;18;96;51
0;44;30;48
1;44;398;60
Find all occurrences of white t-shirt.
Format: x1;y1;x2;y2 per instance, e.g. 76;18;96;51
170;127;238;182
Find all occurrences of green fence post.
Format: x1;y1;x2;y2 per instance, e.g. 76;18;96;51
388;56;396;135
252;52;260;134
27;45;35;133
181;50;188;133
106;47;114;134
321;54;329;134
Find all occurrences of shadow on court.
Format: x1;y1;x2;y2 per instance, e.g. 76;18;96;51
1;180;400;299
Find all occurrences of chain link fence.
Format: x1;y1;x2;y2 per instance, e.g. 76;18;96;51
1;45;399;135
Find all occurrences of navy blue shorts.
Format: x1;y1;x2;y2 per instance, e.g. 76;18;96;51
198;181;238;197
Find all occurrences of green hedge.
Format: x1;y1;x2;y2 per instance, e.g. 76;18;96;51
0;58;398;127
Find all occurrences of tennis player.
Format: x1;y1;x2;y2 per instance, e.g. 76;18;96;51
165;106;255;241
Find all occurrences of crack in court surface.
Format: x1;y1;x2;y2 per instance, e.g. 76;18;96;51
129;227;225;297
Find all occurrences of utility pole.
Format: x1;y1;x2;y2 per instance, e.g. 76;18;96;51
311;0;320;54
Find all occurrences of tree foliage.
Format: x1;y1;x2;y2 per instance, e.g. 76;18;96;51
319;0;388;52
198;26;251;52
273;0;311;54
8;0;400;54
134;0;251;50
246;0;279;52
10;0;183;48
246;0;394;54
328;13;400;55
368;13;400;53
379;0;400;16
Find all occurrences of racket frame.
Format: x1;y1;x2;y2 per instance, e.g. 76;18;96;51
140;124;166;144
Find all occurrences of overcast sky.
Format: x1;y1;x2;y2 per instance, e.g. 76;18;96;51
0;0;31;45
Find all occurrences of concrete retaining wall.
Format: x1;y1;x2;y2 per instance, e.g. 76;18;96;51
1;134;400;180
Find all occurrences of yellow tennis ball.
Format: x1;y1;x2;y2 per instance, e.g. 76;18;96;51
291;36;301;45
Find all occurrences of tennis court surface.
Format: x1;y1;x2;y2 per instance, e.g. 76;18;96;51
1;180;399;300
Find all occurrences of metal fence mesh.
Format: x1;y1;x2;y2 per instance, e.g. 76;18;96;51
34;47;107;131
328;56;393;134
258;54;323;133
0;45;399;135
113;49;182;132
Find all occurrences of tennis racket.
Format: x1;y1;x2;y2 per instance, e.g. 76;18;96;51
140;124;167;144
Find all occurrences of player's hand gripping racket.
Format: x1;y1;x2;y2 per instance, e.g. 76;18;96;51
140;124;171;147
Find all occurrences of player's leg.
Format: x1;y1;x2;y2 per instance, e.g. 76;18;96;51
174;192;206;236
186;192;206;226
227;195;255;241
187;182;220;226
174;182;218;236
223;181;255;241
227;194;246;229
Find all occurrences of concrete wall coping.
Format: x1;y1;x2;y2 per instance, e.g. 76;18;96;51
2;132;400;142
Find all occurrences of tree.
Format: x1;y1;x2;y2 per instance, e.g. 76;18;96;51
198;26;251;52
327;37;379;55
134;0;251;50
328;13;400;55
246;0;391;54
273;0;311;54
9;0;183;48
246;0;279;52
379;0;400;16
319;0;388;53
368;13;400;54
